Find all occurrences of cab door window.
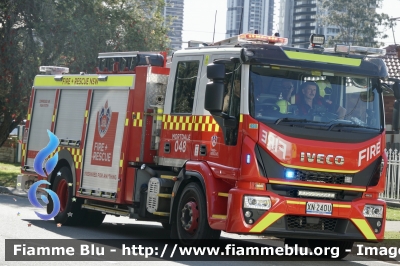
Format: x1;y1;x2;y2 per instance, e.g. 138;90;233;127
171;60;200;114
222;63;241;118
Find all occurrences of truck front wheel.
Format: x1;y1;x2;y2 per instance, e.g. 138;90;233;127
49;166;84;226
176;182;221;245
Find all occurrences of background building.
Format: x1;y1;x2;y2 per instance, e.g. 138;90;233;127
277;0;294;41
279;0;339;48
225;0;275;38
164;0;184;51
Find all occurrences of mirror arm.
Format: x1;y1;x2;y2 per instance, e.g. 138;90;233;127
210;112;238;128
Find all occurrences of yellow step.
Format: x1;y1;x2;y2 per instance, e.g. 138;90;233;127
157;193;172;198
160;175;176;180
153;212;170;216
212;214;227;219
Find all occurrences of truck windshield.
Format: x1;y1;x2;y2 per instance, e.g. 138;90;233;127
249;65;382;132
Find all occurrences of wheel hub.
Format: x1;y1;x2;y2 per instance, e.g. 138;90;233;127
56;178;68;213
180;201;199;234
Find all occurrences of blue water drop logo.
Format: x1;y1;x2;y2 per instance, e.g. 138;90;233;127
28;180;60;220
28;130;61;220
33;130;59;177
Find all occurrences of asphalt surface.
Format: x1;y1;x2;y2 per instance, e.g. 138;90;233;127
0;186;399;266
2;186;400;232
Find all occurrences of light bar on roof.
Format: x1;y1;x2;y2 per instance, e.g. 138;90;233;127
39;66;69;75
349;46;386;56
334;44;350;54
238;34;288;46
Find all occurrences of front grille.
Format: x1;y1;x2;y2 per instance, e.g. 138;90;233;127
288;189;336;200
267;184;363;201
286;215;338;232
294;169;352;185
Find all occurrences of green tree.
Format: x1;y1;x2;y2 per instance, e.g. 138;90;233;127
317;0;390;47
0;0;169;147
0;0;42;146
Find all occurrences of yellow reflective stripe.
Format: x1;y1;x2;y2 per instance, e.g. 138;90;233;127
249;212;285;233
280;162;359;174
287;200;305;205
284;51;362;66
287;201;350;208
351;218;377;240
119;160;123;167
269;179;366;192
333;204;351;208
34;75;135;87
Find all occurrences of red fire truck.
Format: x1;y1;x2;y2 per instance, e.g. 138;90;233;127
19;33;400;258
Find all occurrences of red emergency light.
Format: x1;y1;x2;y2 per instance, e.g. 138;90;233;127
238;33;288;45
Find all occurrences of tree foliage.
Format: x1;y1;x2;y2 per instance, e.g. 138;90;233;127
317;0;390;47
0;0;170;146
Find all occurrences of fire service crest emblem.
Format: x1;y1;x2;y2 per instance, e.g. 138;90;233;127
98;100;112;138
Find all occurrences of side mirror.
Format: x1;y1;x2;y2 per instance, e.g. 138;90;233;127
240;48;254;63
393;100;400;131
207;63;225;80
205;62;225;114
204;82;225;113
393;82;400;100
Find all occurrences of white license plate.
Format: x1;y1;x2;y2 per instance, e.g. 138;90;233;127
306;202;332;215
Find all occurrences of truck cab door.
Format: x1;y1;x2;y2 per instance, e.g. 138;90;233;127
193;54;243;177
158;55;204;167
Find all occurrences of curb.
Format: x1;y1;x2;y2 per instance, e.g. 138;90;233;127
0;186;30;198
0;186;13;195
386;201;400;208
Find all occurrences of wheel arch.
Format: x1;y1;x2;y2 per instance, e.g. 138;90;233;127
48;149;77;196
169;168;204;225
169;161;231;229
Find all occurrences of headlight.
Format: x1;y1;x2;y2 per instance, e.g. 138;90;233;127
363;205;383;218
243;196;271;210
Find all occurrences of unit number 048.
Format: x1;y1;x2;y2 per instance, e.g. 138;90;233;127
174;140;187;152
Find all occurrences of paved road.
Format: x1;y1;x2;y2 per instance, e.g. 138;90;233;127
0;193;397;266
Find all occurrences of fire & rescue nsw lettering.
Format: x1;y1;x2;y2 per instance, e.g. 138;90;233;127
90;107;118;167
358;141;381;167
62;77;99;86
261;129;287;160
92;142;111;162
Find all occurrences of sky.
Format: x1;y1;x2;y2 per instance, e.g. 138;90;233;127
182;0;400;48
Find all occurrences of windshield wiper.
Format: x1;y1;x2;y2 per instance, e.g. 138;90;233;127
275;118;309;125
328;123;379;131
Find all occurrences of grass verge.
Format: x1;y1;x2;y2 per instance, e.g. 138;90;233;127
0;162;20;187
387;207;400;221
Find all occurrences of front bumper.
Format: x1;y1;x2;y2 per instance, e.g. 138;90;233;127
225;188;385;241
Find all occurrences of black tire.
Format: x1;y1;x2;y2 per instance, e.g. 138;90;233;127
176;182;221;246
308;239;354;260
161;222;171;230
81;210;106;227
47;166;84;225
